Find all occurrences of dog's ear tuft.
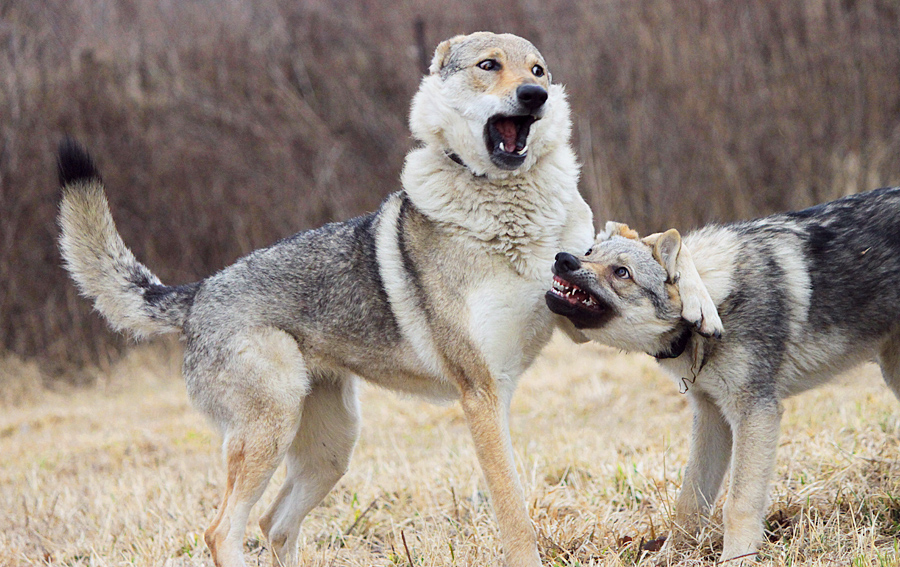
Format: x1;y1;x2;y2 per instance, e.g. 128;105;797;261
598;221;640;241
429;35;465;75
647;229;682;281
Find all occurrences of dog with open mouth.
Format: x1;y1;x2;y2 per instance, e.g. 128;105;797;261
547;199;900;562
58;31;722;567
58;32;595;567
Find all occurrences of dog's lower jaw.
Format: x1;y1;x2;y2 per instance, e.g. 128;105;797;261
484;114;534;170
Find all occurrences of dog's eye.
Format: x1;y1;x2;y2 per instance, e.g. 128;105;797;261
477;59;500;71
585;248;593;256
532;64;545;77
613;266;630;279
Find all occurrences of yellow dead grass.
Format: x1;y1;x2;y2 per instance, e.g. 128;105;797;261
1;334;898;566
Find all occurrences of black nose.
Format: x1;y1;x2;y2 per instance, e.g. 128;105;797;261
517;84;548;112
554;252;581;274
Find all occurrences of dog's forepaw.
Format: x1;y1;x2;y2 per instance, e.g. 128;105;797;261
681;288;724;340
697;284;724;338
674;240;724;340
693;313;724;340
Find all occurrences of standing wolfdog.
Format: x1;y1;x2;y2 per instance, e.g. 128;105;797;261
546;188;900;562
59;32;718;567
59;32;595;567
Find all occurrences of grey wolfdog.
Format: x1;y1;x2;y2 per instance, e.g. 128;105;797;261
59;32;719;567
546;187;900;562
59;32;599;567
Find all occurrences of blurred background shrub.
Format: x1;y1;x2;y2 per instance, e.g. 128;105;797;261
1;0;898;377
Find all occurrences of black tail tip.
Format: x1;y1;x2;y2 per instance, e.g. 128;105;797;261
57;137;101;187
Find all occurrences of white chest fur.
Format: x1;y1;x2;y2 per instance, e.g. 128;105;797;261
402;146;590;281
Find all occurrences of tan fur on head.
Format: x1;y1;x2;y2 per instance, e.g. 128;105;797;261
408;32;573;179
600;221;641;241
590;223;722;337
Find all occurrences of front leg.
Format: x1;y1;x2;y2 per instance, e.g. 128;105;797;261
460;383;541;567
721;398;783;562
674;242;723;338
673;391;733;543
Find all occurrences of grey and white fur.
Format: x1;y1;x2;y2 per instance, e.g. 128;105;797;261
546;189;900;562
58;32;599;567
58;32;721;567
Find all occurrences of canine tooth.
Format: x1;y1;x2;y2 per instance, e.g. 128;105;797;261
517;145;527;155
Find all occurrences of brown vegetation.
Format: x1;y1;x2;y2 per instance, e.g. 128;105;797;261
2;0;899;374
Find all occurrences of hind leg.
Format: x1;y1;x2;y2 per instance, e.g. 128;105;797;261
878;332;900;403
259;375;361;566
195;329;309;567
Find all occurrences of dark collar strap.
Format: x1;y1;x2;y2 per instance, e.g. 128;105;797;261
445;151;486;178
653;326;693;360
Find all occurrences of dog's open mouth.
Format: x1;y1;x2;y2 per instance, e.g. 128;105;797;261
547;275;601;310
544;276;616;329
484;114;536;169
545;274;614;329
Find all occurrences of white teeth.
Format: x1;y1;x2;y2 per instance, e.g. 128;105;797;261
553;279;596;307
516;145;527;155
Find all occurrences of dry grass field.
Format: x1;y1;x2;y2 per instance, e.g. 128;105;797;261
1;335;898;566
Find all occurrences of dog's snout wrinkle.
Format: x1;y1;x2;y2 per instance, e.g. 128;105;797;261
516;84;548;112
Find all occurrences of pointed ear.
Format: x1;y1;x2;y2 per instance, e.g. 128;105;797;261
599;221;640;241
429;35;464;75
645;228;682;281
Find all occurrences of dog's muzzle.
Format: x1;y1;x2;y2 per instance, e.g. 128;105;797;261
482;84;548;170
545;252;616;328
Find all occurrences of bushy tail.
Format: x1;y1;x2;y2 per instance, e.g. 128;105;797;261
57;138;198;338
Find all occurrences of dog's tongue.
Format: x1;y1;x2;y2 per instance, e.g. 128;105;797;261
494;118;517;152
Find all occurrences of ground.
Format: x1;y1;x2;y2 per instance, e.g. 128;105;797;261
1;334;898;566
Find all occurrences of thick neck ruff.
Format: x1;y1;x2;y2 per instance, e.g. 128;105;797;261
400;144;585;279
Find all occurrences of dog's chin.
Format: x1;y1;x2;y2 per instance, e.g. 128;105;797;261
490;151;527;170
545;289;615;329
484;114;536;170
